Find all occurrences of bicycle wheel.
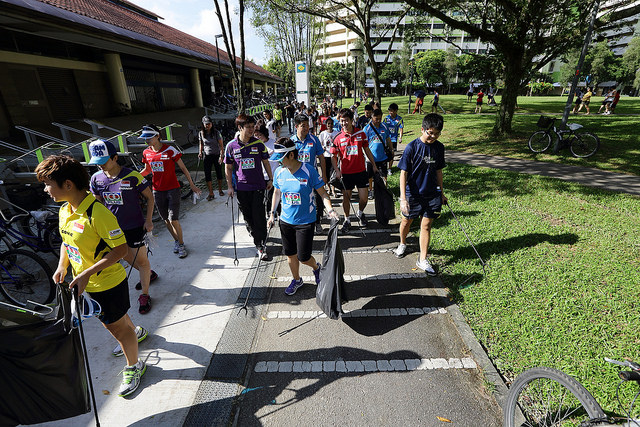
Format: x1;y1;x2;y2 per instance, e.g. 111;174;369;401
528;131;552;153
0;249;55;307
504;367;606;427
570;132;599;158
44;221;62;256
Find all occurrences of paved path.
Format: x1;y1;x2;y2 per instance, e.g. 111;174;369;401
447;151;640;196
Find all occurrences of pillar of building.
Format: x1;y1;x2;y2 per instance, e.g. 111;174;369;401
263;81;268;93
104;53;131;108
251;79;256;92
190;68;204;108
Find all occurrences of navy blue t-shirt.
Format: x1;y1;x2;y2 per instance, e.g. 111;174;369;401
397;138;446;198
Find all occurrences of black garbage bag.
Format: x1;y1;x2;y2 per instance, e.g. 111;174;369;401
0;285;90;426
373;173;396;226
328;170;344;191
316;219;347;319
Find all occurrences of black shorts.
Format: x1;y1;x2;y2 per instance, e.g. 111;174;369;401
582;100;590;106
123;226;145;248
154;187;181;221
280;221;314;262
342;171;369;190
392;140;398;150
476;101;483;106
87;278;130;325
402;194;442;219
367;161;388;178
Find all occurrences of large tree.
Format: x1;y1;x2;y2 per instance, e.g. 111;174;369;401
404;0;599;134
264;0;409;103
620;35;640;93
213;0;247;112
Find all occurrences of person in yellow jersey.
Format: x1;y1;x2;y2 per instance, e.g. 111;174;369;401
35;155;147;398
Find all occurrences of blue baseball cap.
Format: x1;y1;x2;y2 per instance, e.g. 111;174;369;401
269;143;297;162
139;125;160;139
88;139;117;165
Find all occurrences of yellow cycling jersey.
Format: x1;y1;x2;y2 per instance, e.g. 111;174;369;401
59;193;127;293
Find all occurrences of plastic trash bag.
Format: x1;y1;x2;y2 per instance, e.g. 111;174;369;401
316;219;347;319
328;170;344;191
0;285;90;426
373;173;396;226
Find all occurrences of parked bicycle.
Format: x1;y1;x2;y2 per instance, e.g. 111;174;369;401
0;201;61;256
528;116;600;158
504;357;640;426
0;247;55;307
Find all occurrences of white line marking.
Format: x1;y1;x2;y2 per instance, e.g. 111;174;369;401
276;272;425;282
264;307;447;319
254;357;476;373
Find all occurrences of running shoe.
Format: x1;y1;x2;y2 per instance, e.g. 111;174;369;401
113;326;148;357
387;169;392;176
315;223;323;234
118;359;147;397
313;263;322;285
416;258;437;276
258;247;268;261
356;211;368;227
178;244;188;258
285;278;304;295
341;220;351;234
173;240;180;254
138;294;151;315
368;190;374;200
135;270;158;291
393;243;407;259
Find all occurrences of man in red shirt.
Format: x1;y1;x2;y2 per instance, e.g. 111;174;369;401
139;124;200;258
331;109;378;233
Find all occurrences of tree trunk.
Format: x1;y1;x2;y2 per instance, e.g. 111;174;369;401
494;56;524;135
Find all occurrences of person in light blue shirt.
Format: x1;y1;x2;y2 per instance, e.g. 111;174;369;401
290;114;327;233
383;102;404;175
363;108;393;197
268;139;338;297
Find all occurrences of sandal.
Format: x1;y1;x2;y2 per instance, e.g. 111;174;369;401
207;194;215;201
219;190;224;196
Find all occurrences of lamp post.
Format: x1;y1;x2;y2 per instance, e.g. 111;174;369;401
350;47;363;105
215;34;223;93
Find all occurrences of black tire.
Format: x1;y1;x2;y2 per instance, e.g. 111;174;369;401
0;249;55;307
503;367;606;427
44;221;62;256
570;132;599;158
528;131;552;153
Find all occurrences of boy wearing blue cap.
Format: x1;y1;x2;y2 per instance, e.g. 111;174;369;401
89;139;157;315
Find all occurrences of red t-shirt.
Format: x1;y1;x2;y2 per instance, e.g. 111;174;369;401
477;92;484;103
331;128;368;174
142;144;182;191
319;115;330;132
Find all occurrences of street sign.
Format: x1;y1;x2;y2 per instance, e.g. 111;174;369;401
295;61;309;106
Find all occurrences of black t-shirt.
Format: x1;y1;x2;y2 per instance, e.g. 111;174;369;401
356;115;370;129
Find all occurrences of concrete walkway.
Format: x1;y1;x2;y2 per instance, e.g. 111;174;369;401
447;151;640;196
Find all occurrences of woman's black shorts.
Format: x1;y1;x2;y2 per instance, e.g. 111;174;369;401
87;278;130;325
279;221;315;262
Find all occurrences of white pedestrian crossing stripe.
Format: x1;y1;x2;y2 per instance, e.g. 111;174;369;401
253;357;477;373
276;272;426;282
265;307;446;319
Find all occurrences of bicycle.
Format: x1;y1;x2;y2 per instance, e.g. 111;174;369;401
0;247;56;307
528;116;600;158
0;200;61;256
504;357;640;426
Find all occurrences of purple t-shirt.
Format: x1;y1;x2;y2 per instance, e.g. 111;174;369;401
90;167;150;230
224;136;270;191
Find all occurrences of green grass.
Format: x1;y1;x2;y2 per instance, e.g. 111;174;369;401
387;163;640;415
380;95;640;176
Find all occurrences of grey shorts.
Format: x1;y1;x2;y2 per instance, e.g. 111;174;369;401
153;187;181;221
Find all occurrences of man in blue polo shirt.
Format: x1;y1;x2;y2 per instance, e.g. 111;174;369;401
290;114;327;233
224;113;273;260
393;113;447;276
383;102;404;176
363;108;392;198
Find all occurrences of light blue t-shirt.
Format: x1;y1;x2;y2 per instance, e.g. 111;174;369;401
274;163;325;225
383;114;404;142
291;133;324;165
363;122;390;162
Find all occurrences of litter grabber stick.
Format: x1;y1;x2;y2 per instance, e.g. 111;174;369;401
226;195;239;266
445;201;487;275
127;246;141;281
340;178;366;238
238;221;273;315
72;285;101;427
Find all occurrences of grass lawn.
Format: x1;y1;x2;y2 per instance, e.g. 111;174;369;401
386;163;640;416
380;95;640;176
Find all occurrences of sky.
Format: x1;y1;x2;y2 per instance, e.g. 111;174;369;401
131;0;268;66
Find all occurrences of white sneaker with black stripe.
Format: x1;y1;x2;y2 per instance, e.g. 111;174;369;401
113;326;148;357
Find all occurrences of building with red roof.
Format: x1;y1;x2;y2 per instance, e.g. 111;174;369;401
0;0;281;138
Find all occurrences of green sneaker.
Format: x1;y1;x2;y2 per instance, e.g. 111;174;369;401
118;359;146;397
